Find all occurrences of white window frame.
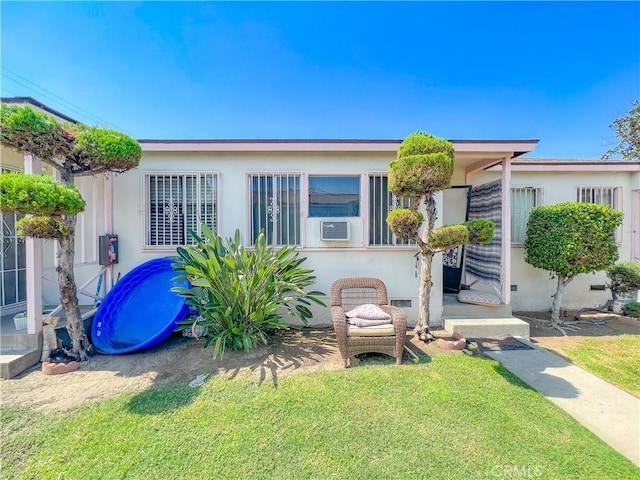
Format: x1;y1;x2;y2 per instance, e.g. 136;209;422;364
577;185;622;242
511;186;543;245
367;173;416;247
247;172;301;246
143;172;219;248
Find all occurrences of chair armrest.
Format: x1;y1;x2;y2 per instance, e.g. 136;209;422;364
331;306;348;336
380;305;407;337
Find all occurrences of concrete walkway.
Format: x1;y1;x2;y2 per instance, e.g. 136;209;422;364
482;338;640;467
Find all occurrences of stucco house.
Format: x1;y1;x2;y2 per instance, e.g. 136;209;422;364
1;97;639;377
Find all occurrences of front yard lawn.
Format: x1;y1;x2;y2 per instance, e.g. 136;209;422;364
566;334;640;397
2;354;638;479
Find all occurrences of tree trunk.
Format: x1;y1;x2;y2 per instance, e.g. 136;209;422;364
57;171;91;361
414;195;437;340
550;273;574;329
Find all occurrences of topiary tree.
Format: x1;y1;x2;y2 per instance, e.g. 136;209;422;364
606;261;640;307
0;103;141;360
386;132;495;340
524;202;623;334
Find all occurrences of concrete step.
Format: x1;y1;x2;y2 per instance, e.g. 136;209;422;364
0;331;41;350
0;348;41;379
444;317;530;340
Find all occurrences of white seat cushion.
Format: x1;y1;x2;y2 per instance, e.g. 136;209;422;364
347;323;396;337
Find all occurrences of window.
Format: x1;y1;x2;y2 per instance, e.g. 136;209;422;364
578;186;620;209
368;174;415;246
249;173;301;245
308;176;360;217
511;187;542;244
144;173;218;247
578;185;622;242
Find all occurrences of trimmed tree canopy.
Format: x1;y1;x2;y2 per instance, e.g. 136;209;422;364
1;103;141;175
389;132;454;197
0;172;85;216
524;202;623;276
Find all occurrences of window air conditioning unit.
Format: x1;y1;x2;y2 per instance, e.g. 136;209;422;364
321;220;350;241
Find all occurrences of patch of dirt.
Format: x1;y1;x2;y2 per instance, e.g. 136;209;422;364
515;311;640;359
0;329;345;412
1;328;451;413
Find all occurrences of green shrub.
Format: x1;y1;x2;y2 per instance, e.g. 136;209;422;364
0;172;85;216
171;227;325;358
607;262;640;299
464;219;495;244
524;202;622;275
73;126;141;172
386;208;422;240
16;216;70;239
623;301;640;319
0;103;73;161
389;132;454;196
427;224;468;250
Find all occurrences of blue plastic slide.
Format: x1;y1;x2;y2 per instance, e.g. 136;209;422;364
92;257;190;354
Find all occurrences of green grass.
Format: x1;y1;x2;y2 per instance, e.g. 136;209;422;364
566;334;640;397
2;355;638;479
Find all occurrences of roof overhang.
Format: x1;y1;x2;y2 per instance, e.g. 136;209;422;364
138;138;540;167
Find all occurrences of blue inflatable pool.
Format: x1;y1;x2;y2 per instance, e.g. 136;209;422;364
92;257;190;354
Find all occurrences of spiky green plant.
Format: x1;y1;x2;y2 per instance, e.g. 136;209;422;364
171;227;325;358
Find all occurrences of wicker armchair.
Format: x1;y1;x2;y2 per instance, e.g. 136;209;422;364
331;277;407;367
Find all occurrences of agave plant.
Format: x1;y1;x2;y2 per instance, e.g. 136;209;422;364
171;226;325;358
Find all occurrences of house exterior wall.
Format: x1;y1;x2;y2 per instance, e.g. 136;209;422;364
111;150;442;327
473;168;639;312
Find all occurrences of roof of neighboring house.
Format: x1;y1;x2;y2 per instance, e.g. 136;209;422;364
1;96;80;124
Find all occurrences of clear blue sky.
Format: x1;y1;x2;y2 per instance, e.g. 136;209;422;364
1;1;639;158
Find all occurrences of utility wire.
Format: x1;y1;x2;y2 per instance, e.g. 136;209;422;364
1;67;122;130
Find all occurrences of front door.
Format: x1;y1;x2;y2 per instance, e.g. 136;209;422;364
1;211;26;311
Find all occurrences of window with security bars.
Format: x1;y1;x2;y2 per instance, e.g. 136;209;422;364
511;187;542;244
144;173;218;246
578;186;622;242
578;186;620;209
249;173;301;246
368;174;416;246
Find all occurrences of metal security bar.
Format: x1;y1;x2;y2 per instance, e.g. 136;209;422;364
511;187;540;244
249;173;300;245
578;186;619;209
368;174;415;246
146;173;218;246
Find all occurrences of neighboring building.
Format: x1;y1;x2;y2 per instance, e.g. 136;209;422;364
2;97;639;331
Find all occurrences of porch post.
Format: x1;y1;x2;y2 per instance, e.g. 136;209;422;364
103;173;114;291
501;156;512;305
24;153;43;335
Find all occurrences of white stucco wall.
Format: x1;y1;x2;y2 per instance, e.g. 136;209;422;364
110;150;444;327
473;168;639;312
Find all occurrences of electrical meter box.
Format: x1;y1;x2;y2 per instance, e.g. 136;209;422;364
98;234;118;265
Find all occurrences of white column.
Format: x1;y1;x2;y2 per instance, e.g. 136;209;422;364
103;173;114;292
501;157;512;305
24;153;43;334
